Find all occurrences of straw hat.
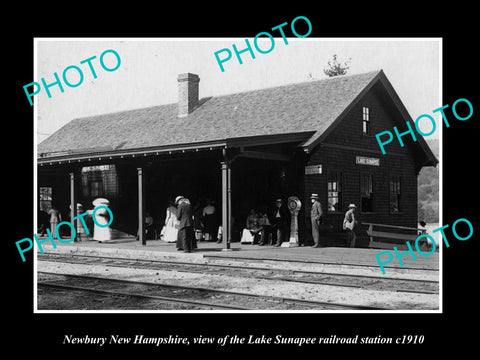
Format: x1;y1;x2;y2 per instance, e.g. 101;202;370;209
348;203;357;209
92;198;110;207
310;193;319;199
175;195;184;204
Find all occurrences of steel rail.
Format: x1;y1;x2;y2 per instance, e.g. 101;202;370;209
38;281;248;310
38;271;383;310
202;253;440;272
38;253;440;283
37;253;440;295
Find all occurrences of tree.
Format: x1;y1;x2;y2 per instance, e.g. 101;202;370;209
323;54;351;77
417;139;439;223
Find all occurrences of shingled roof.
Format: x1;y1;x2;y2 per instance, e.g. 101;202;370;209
37;69;437;166
38;71;382;154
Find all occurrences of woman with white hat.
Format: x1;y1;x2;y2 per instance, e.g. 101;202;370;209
88;198;113;242
343;204;357;248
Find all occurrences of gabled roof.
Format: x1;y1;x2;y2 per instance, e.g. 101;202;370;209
37;70;437;167
38;71;380;155
300;70;438;168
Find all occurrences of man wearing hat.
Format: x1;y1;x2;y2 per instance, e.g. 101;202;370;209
175;195;195;253
310;194;323;248
271;198;289;246
343;204;357;248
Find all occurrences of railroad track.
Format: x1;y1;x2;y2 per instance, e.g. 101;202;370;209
37;253;439;294
204;253;440;272
38;272;381;311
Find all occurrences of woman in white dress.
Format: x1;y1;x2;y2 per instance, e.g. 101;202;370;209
162;200;179;243
88;198;113;242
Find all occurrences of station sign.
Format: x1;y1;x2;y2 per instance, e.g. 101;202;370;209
305;164;322;175
356;156;380;166
82;164;114;172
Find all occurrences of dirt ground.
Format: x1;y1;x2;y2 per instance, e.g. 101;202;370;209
37;260;439;311
37;286;201;310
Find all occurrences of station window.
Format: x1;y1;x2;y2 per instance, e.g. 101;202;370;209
390;176;401;213
81;164;118;198
362;106;370;134
360;173;374;212
327;171;342;212
90;180;103;197
39;186;52;212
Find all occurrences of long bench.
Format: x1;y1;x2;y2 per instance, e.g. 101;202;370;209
363;222;431;250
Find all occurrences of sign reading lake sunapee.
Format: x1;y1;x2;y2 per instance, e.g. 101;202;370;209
356;156;380;166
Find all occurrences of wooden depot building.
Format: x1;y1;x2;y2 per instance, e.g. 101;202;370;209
37;70;438;248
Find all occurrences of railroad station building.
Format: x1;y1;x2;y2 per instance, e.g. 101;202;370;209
37;70;438;248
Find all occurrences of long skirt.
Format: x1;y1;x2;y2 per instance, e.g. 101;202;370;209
94;225;112;242
177;226;195;251
240;229;259;244
163;225;179;242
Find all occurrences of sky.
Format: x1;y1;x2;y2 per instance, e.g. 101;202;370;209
35;38;441;144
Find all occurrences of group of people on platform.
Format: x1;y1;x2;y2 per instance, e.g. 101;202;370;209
138;193;359;250
38;198;113;242
159;196;294;251
39;193;360;249
159;196;220;253
238;194;358;248
240;199;290;246
311;193;357;248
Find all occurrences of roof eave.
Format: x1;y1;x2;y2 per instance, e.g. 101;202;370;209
227;131;315;148
37;132;315;165
37;140;228;165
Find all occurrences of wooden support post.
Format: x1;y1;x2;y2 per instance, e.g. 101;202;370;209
227;161;232;246
69;172;77;236
137;167;146;246
368;224;373;247
221;161;231;251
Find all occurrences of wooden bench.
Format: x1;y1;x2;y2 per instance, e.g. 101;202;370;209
363;222;431;250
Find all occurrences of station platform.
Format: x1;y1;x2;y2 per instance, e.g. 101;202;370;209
35;237;440;271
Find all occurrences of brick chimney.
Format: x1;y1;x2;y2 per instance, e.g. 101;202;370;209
177;73;200;117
